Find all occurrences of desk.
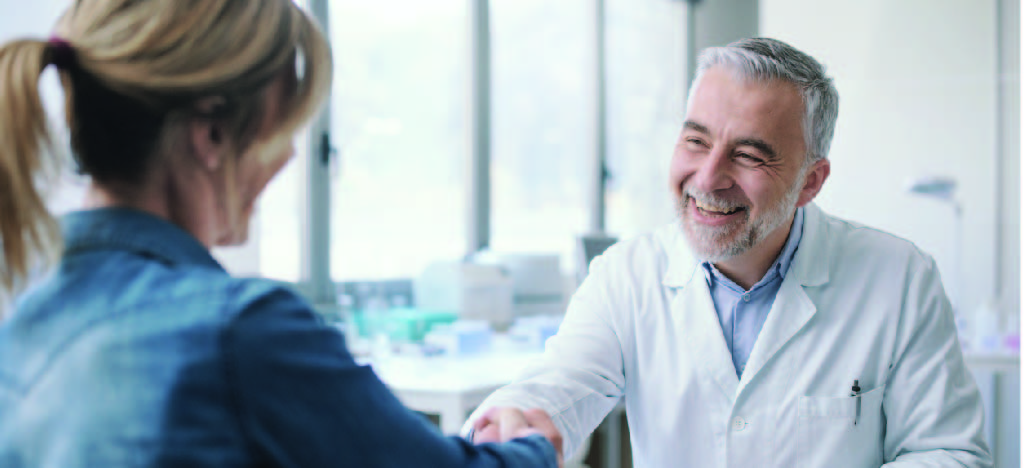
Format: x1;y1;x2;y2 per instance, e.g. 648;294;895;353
362;351;545;435
364;350;624;468
963;350;1020;372
963;350;1020;468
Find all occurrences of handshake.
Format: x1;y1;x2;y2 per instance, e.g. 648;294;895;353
472;407;565;466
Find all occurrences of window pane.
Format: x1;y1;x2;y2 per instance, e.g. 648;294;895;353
605;0;687;239
490;0;594;273
329;1;468;281
254;134;308;282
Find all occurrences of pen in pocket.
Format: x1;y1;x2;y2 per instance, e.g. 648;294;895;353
851;380;862;426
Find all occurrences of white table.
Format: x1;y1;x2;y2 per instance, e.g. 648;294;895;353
365;345;1019;468
963;350;1020;468
963;350;1020;372
363;351;546;435
363;349;623;468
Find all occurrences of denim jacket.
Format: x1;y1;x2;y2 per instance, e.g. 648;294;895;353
0;208;555;468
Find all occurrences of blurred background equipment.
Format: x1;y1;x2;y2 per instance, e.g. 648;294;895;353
414;260;514;329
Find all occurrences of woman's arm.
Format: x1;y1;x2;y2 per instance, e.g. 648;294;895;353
223;285;559;468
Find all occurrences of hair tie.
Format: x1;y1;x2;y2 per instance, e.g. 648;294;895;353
47;36;76;70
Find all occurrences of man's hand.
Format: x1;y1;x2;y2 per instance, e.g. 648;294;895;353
473;407;563;466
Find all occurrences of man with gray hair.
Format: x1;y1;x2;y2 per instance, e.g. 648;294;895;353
464;38;992;467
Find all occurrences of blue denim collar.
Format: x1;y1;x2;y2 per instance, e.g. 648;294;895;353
61;208;224;271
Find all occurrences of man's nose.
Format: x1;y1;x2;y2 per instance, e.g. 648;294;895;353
690;149;734;193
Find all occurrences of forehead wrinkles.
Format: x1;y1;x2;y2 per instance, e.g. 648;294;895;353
687;69;805;155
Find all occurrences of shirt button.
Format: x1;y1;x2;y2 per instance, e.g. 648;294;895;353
742;294;751;302
732;416;746;432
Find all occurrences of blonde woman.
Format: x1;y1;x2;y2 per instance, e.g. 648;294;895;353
0;1;561;467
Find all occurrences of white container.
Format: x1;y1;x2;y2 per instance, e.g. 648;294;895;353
423;320;494;356
508;315;563;351
499;254;564;299
414;261;514;328
475;252;566;318
972;299;1001;352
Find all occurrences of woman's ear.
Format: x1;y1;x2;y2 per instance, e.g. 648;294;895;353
189;96;229;171
189;120;226;171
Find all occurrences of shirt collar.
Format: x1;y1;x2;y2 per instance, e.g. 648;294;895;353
61;208;224;271
774;206;804;278
702;207;805;291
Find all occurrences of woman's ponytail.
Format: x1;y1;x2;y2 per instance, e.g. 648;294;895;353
0;39;62;314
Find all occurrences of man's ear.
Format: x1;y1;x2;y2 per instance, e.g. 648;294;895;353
189;96;229;171
796;158;830;207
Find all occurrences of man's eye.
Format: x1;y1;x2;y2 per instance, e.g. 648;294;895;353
737;153;764;164
685;138;706;147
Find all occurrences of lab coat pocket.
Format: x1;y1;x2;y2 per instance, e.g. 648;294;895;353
796;385;885;468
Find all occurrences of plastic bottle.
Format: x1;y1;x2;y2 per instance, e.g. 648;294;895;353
364;283;392;359
972;299;1001;352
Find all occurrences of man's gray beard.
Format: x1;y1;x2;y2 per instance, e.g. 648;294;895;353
677;176;803;263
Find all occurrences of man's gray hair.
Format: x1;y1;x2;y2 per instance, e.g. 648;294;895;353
691;37;839;162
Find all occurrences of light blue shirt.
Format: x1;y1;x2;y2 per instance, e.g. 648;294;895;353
702;207;804;378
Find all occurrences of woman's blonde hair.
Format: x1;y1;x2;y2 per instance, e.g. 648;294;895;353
0;0;332;312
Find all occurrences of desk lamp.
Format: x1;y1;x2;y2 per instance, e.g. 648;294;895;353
906;176;962;315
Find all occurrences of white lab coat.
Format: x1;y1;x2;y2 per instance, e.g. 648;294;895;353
464;203;991;467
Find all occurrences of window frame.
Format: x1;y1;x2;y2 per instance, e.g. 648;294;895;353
296;0;708;309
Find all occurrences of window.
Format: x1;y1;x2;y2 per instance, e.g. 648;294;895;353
253;134;309;282
489;0;594;272
24;0;704;307
604;0;687;239
286;0;694;299
328;0;469;281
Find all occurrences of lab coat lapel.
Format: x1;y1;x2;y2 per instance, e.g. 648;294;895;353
737;203;830;394
736;276;816;394
673;269;741;402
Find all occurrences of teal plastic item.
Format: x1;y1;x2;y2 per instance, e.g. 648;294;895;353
352;307;458;342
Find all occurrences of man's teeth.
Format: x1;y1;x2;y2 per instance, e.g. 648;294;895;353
694;199;740;215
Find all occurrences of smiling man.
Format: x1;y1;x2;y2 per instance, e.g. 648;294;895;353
464;38;992;467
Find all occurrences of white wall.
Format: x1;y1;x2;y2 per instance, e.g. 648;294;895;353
0;0;65;36
994;2;1020;466
998;0;1020;331
762;0;1007;324
761;2;1019;467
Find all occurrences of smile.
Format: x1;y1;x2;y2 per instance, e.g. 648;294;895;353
692;197;746;217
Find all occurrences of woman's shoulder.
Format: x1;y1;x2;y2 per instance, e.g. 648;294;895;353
223;277;314;319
